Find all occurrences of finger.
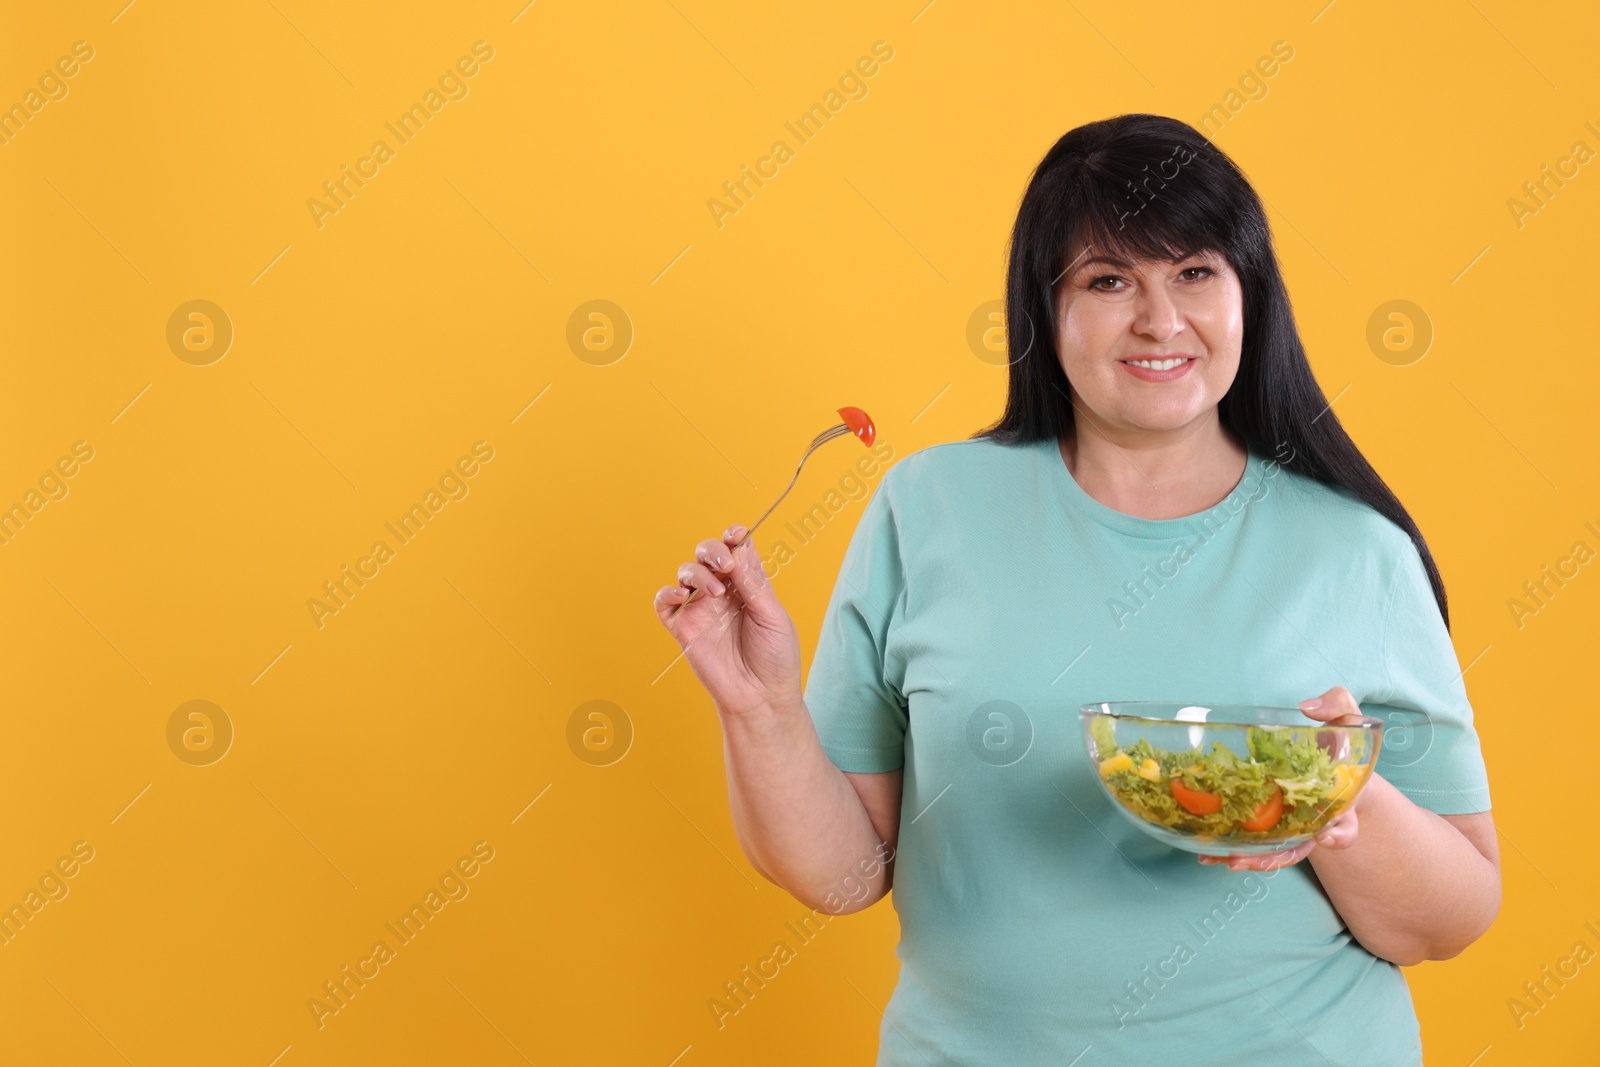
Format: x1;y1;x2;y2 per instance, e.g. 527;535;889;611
1240;843;1312;870
677;560;727;599
721;525;779;618
1316;725;1353;761
1324;808;1356;830
696;537;735;576
1315;807;1359;849
1202;851;1254;866
653;584;693;625
1300;687;1361;760
1299;686;1362;724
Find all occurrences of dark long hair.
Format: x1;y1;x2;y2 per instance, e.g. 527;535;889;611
973;113;1452;630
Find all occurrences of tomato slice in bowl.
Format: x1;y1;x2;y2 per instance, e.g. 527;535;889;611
1240;784;1284;832
1170;776;1223;816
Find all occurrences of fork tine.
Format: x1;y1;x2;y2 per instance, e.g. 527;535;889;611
811;424;850;450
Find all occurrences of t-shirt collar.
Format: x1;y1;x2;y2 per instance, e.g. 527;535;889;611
1039;435;1273;541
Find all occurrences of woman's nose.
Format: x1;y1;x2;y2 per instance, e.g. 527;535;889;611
1133;286;1183;341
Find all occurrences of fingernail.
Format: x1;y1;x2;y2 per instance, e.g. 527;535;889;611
1299;698;1322;711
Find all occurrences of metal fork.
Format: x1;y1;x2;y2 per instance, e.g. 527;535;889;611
667;422;855;620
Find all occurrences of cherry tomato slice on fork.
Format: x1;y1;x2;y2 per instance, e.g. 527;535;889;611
838;406;875;447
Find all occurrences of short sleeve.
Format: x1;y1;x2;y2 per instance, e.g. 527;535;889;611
802;469;910;774
1366;539;1493;815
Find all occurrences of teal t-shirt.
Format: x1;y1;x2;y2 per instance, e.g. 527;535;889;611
802;434;1493;1066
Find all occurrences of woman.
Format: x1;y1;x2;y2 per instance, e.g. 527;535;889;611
653;113;1500;1065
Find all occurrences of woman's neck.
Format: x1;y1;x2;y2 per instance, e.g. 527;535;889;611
1058;424;1249;521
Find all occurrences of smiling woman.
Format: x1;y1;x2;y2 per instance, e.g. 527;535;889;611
655;112;1499;1067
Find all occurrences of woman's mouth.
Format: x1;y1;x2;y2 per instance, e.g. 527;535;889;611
1119;356;1195;382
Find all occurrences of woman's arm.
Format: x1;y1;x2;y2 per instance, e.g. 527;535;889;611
721;692;901;915
1203;686;1502;965
656;525;901;916
1306;774;1501;966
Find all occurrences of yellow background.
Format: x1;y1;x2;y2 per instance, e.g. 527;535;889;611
2;0;1597;1062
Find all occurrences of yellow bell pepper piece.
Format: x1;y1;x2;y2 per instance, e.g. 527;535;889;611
1098;752;1133;779
1320;763;1372;819
1136;758;1163;782
1331;763;1370;802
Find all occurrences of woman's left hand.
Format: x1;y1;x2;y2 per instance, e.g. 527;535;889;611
1198;685;1369;872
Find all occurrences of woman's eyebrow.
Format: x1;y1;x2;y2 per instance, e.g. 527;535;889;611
1076;255;1133;270
1077;251;1215;271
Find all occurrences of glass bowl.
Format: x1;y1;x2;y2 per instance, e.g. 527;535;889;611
1080;701;1384;857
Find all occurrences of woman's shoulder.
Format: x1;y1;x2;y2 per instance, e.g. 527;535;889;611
877;436;1030;503
886;435;1031;480
1265;458;1417;561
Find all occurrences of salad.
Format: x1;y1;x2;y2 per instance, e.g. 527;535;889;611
1089;715;1369;841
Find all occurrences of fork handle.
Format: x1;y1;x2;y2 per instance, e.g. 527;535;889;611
666;424;847;620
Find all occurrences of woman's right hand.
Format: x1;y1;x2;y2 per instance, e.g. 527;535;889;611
653;524;802;719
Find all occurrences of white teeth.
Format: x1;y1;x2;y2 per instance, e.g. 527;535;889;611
1125;358;1190;370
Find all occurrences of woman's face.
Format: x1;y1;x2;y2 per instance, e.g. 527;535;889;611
1053;248;1244;439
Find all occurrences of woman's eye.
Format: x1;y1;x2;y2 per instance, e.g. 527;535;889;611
1089;267;1212;291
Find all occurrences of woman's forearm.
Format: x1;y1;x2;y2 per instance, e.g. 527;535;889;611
1308;773;1500;965
718;694;891;913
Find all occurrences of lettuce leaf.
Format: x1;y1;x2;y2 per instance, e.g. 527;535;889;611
1089;714;1119;760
